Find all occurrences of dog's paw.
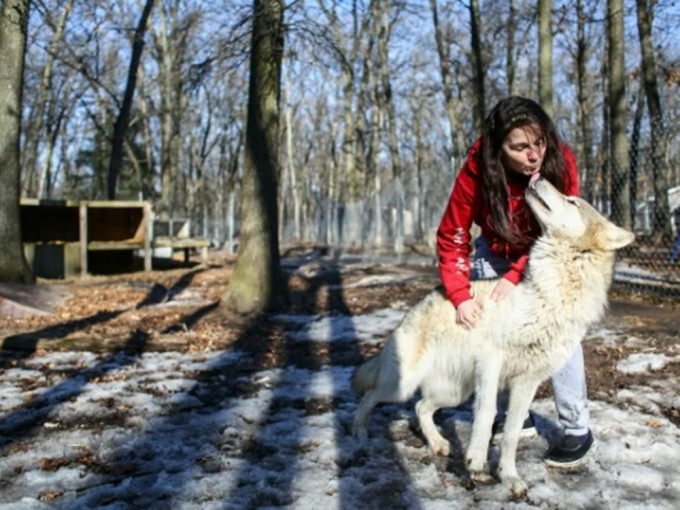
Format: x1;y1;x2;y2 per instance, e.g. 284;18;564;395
503;476;528;500
468;470;494;484
428;438;451;457
465;454;486;475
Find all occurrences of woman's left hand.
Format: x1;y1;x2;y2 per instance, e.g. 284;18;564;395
490;278;516;302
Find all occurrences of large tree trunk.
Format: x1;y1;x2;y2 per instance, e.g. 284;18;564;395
538;0;553;115
222;0;286;314
636;0;671;240
0;0;34;283
107;0;155;199
607;0;631;229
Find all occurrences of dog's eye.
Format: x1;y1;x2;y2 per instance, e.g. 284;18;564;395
566;197;580;208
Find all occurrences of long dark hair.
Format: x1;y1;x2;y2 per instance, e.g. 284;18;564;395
479;96;567;245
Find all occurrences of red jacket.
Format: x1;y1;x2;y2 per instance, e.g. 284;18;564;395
436;138;580;307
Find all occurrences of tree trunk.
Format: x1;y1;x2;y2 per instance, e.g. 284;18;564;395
373;0;404;256
0;0;34;283
636;0;671;240
36;108;64;199
107;0;155;199
506;0;517;96
630;86;644;231
430;0;462;169
607;0;631;229
283;81;301;241
469;0;485;132
538;0;553;115
318;0;368;247
222;0;286;314
152;3;186;218
575;0;597;204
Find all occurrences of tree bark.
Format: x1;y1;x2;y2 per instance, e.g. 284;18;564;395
607;0;631;229
222;0;286;314
107;0;155;199
0;0;34;283
636;0;671;240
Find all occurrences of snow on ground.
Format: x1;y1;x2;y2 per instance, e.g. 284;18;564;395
0;306;679;509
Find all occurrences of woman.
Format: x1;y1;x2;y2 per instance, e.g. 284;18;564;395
436;96;593;466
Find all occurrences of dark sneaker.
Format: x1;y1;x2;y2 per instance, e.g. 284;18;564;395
544;430;594;467
491;413;537;444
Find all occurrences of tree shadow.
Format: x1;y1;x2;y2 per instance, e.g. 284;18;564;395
0;257;426;507
0;268;214;445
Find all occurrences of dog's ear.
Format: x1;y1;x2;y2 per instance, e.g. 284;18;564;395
604;223;636;250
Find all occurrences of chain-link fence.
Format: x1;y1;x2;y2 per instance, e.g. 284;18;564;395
274;110;680;301
606;112;680;300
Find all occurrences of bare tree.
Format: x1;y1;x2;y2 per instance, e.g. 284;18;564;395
317;0;371;247
148;1;198;217
636;0;671;240
538;0;553;115
0;0;34;283
22;0;73;199
222;0;286;314
107;0;155;199
607;0;631;229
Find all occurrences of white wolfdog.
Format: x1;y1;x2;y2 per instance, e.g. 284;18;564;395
351;177;635;498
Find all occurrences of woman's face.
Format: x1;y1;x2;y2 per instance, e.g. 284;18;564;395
501;123;546;177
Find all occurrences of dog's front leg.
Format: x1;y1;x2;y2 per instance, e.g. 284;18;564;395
497;378;540;499
466;354;502;481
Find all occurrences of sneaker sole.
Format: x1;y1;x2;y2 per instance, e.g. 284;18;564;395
491;427;537;445
544;441;596;468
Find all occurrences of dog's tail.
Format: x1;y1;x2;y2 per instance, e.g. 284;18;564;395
351;354;382;396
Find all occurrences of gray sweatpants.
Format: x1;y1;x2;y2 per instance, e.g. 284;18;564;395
471;236;590;436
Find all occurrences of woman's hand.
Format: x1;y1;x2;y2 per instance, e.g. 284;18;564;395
456;299;481;329
490;278;516;302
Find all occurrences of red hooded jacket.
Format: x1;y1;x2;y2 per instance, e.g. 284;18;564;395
436;138;580;307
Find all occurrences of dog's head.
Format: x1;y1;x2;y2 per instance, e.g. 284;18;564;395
526;177;635;251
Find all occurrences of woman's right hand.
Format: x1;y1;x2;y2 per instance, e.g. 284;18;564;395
456;298;481;329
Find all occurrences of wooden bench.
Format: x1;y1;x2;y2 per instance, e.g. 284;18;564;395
152;218;210;263
21;199;152;278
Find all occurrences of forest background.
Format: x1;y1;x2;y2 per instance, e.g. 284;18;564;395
1;0;679;302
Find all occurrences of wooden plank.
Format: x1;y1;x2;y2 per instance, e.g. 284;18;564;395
79;203;88;277
143;202;152;271
88;241;146;250
153;238;210;249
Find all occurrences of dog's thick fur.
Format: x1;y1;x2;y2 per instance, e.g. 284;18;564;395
351;178;635;498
